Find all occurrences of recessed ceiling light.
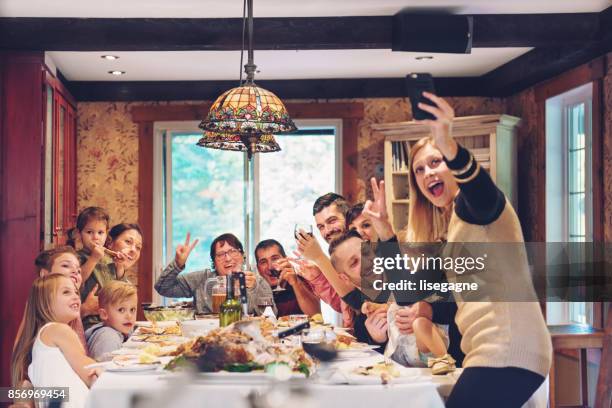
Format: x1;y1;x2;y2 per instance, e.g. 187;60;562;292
108;70;126;76
101;55;120;60
415;56;434;61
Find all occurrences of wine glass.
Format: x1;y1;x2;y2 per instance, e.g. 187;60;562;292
257;297;275;316
270;259;287;292
294;223;314;240
301;329;338;381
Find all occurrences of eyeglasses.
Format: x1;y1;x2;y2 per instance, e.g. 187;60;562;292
214;248;242;260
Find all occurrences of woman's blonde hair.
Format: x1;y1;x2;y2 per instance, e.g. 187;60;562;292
11;274;69;386
404;137;451;242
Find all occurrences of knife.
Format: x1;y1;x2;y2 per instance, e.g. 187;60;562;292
277;321;310;339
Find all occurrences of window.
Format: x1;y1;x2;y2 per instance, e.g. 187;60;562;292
152;120;341;305
545;83;593;325
258;124;339;252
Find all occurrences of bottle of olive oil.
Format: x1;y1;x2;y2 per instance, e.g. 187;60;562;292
220;275;242;327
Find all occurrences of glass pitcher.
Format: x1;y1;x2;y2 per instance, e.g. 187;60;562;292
204;275;227;314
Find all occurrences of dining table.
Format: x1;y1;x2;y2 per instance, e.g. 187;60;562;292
84;317;549;408
85;335;459;408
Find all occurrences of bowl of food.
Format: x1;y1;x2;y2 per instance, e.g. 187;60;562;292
143;305;195;322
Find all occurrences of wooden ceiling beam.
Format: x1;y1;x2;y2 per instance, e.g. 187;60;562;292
0;10;607;51
64;76;484;101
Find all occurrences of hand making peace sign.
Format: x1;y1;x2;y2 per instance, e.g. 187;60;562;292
175;232;199;268
363;177;395;241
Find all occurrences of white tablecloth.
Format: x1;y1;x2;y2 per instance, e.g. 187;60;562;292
86;351;456;408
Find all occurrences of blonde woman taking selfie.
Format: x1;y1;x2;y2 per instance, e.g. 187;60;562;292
365;92;551;408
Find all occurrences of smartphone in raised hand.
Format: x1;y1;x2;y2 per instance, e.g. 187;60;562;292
405;73;437;121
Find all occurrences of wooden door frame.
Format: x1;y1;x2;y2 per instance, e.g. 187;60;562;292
0;51;46;387
43;68;78;246
533;55;607;408
130;102;364;307
534;55;605;244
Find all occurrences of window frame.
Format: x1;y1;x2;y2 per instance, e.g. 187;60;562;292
560;85;593;243
545;83;594;325
132;102;364;311
151;119;342;303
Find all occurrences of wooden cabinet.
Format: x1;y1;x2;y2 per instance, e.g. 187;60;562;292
371;114;520;233
42;71;77;247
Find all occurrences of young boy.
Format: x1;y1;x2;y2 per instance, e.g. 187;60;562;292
85;280;137;361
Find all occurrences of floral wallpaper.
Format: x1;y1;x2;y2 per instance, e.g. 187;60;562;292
77;102;144;283
505;88;543;242
77;103;139;225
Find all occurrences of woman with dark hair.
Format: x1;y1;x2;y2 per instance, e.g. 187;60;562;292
345;203;378;242
80;222;143;330
155;232;275;315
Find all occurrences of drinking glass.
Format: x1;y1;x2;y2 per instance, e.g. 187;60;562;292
270;259;286;291
301;328;337;381
257;297;275;316
294;223;314;240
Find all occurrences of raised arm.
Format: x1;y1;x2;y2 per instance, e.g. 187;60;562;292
277;258;321;316
291;279;322;316
79;246;105;282
154;232;200;298
296;264;343;312
445;144;506;224
418;92;505;224
154;260;195;298
295;236;354;298
362;177;395;242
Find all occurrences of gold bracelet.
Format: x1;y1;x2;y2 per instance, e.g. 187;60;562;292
455;162;481;184
450;153;474;176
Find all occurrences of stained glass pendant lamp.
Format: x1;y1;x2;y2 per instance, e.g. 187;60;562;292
198;0;297;160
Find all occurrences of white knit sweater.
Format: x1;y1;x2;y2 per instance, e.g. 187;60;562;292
446;200;552;377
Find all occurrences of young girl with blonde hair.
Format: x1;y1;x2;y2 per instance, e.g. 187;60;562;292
15;247;88;354
12;274;101;407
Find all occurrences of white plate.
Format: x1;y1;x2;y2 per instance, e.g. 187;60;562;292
111;348;141;356
105;356;173;372
128;335;190;344
122;340;150;349
135;321;180;328
323;370;428;385
105;363;160;373
337;344;379;353
336;350;376;359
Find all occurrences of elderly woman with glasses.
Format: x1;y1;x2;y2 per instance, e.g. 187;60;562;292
155;233;276;315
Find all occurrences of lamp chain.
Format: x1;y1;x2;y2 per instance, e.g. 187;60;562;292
244;0;257;84
239;0;247;86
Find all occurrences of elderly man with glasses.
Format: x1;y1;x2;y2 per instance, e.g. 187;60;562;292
155;232;276;315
